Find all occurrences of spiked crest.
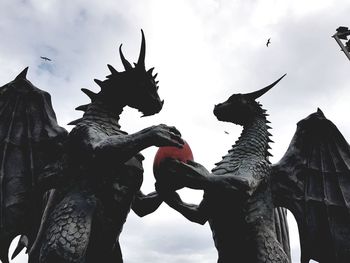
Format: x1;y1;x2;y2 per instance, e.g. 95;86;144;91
77;29;162;117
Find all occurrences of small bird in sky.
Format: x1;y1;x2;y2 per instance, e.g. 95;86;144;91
224;131;229;134
266;38;271;47
40;56;52;61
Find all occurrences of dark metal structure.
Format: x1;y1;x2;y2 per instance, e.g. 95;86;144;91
332;26;350;61
157;75;350;263
1;30;350;263
0;30;183;263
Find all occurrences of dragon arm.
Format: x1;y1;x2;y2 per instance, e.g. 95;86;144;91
157;187;208;225
68;124;183;168
202;170;262;197
163;159;263;197
131;190;162;217
90;124;183;164
166;198;208;225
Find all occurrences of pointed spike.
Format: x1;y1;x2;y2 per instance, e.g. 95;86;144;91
11;235;28;260
75;104;89;112
107;64;118;74
265;120;271;123
68;118;83;125
137;29;146;67
153;73;158;79
267;151;273;157
268;138;274;143
266;125;272;129
94;79;104;87
267;131;273;136
148;67;155;74
81;88;98;101
15;67;29;80
317;107;325;117
155;81;159;84
119;44;133;70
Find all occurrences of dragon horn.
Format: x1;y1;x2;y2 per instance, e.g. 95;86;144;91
15;67;29;80
137;29;146;68
119;44;133;70
245;74;286;100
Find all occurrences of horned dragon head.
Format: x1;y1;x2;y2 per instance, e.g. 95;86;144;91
81;30;163;117
213;74;286;126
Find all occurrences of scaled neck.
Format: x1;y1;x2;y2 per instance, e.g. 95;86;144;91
234;114;272;160
82;100;122;130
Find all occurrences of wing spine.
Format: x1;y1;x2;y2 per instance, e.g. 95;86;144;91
0;95;20;228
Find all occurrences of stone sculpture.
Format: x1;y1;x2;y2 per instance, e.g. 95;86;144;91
0;30;183;262
157;75;350;263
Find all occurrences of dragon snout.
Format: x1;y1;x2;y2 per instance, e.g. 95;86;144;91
213;104;220;118
213;102;234;123
142;98;163;117
213;104;223;119
213;105;218;115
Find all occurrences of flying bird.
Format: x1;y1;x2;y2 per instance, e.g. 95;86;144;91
266;38;271;47
40;56;52;62
224;131;229;134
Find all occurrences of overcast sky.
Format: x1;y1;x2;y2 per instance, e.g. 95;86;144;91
1;0;350;262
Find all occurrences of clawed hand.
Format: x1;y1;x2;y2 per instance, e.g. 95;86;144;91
157;159;210;190
155;181;182;205
149;124;184;148
155;158;185;191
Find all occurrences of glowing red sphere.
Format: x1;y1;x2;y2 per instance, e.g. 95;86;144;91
153;140;194;179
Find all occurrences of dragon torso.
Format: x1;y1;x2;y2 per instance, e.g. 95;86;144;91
205;114;289;263
38;104;144;262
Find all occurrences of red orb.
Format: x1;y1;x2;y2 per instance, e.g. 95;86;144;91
153;140;194;179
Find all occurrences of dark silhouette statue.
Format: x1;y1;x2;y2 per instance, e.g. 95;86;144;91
157;74;350;263
0;30;184;262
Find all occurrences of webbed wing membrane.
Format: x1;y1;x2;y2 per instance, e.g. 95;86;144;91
0;68;67;263
272;109;350;263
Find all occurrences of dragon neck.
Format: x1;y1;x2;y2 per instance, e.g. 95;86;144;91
233;114;272;160
81;101;122;130
213;109;273;173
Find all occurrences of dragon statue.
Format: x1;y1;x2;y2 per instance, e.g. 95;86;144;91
157;75;350;263
0;30;184;262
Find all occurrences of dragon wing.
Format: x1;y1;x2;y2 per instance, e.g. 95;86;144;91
271;108;350;263
0;68;68;263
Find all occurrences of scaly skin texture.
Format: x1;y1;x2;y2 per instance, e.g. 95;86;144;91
26;31;184;262
208;113;288;262
35;101;182;262
158;76;289;263
39;104;143;262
